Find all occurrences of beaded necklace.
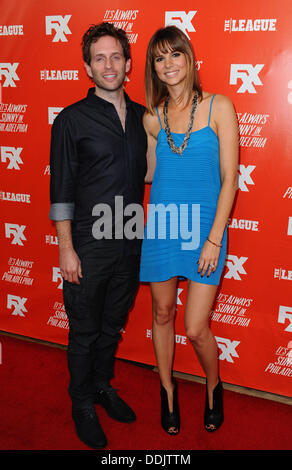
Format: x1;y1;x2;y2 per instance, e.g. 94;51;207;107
163;91;198;155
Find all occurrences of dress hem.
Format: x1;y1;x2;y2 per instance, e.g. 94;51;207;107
140;273;220;286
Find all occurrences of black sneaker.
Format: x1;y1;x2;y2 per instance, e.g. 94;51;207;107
95;388;136;423
72;406;107;449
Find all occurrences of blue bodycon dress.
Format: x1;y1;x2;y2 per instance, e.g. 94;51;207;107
139;95;227;286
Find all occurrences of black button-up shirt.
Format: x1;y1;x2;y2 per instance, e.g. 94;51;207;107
49;87;147;254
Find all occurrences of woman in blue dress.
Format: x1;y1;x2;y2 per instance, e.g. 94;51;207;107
140;26;239;434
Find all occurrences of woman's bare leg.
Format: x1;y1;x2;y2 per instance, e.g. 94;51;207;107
150;277;178;426
184;281;219;415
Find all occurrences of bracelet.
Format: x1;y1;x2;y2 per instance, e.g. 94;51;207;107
207;237;222;248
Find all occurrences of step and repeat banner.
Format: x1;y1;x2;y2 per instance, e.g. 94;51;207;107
1;0;291;397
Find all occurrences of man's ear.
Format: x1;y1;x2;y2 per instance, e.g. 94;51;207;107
125;58;131;74
84;61;93;79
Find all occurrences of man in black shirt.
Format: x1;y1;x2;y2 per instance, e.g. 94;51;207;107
49;23;147;449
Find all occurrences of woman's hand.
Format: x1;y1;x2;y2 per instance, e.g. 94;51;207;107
197;239;221;278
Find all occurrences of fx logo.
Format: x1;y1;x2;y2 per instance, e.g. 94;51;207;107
165;11;197;39
230;64;264;93
278;306;292;332
176;288;183;305
52;267;63;289
0;63;19;87
1;146;23;170
5;223;27;246
288;217;292;236
238;164;256;192
45;15;72;42
224;254;248;280
48;107;63;125
7;294;28;317
215;336;240;363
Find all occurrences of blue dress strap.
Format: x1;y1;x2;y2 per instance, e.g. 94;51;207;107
208;94;216;126
156;106;163;129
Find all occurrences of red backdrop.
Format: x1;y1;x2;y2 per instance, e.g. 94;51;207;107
1;0;292;397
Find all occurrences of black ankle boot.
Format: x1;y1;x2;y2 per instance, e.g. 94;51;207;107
204;378;223;432
160;380;180;435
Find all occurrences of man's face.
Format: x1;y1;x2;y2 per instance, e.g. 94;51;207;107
84;35;131;92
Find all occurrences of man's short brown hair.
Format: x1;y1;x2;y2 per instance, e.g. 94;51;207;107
82;22;131;65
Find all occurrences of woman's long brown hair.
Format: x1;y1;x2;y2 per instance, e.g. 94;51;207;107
144;26;202;114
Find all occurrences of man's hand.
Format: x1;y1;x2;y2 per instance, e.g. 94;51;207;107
59;247;82;284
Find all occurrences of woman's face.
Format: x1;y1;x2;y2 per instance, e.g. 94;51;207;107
153;47;188;87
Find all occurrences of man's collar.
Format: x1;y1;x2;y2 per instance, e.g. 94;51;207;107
86;87;131;109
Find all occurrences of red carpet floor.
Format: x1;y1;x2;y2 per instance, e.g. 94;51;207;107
0;333;291;451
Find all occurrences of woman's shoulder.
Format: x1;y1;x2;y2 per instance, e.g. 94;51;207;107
143;108;161;136
202;91;233;107
202;92;236;120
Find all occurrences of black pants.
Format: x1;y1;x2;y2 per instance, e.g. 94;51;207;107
63;244;140;407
